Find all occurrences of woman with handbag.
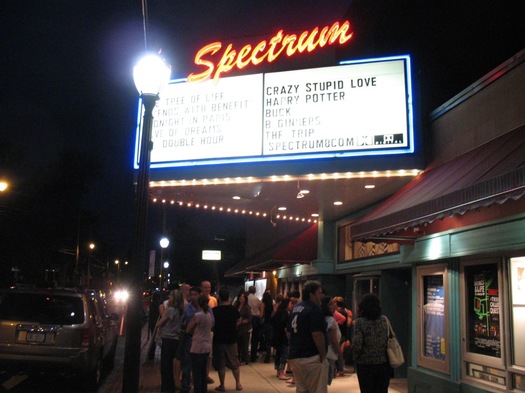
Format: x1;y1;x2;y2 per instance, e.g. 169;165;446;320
352;293;391;393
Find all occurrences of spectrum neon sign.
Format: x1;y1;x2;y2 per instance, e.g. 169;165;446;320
188;20;353;83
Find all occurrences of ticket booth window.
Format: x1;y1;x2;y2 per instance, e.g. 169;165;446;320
417;264;449;373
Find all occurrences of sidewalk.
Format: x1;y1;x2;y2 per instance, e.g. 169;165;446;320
101;325;407;393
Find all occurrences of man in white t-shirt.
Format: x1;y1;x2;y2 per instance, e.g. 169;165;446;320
247;286;262;362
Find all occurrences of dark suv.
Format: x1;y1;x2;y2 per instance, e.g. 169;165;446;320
0;287;119;389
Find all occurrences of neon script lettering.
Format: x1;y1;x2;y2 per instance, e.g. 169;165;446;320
188;20;353;83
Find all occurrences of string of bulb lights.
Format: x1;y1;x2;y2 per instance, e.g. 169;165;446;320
151;198;318;224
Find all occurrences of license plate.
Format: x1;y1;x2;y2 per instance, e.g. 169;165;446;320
26;332;45;342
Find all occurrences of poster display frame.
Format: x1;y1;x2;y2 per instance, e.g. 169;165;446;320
460;258;506;387
417;264;450;374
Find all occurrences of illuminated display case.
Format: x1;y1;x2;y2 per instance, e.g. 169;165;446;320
461;259;506;388
417;264;449;373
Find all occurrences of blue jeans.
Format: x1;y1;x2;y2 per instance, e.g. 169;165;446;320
160;338;179;392
190;352;209;393
274;343;288;371
327;358;335;385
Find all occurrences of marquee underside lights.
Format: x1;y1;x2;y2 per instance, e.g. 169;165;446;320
151;198;318;224
188;20;353;82
149;169;422;188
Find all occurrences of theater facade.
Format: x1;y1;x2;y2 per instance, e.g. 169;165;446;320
134;9;525;390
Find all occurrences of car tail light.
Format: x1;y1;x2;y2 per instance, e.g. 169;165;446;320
81;328;92;348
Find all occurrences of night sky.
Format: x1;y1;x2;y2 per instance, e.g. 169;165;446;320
1;1;524;286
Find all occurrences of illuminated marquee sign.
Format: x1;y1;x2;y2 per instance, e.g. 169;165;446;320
134;55;414;169
202;250;221;261
188;20;353;82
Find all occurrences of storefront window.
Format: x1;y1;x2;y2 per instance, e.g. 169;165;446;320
417;265;449;373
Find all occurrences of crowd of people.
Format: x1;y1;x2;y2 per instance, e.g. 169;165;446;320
147;280;391;393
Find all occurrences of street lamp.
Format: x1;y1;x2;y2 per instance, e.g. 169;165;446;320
163;261;170;287
122;53;170;393
0;181;8;192
159;236;169;288
115;259;120;283
87;242;95;288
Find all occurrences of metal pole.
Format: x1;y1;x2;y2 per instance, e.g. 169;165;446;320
159;247;164;289
87;251;91;288
122;94;158;393
75;213;80;285
159;204;167;289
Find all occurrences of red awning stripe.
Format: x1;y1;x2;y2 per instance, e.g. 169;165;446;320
351;127;525;240
352;168;525;239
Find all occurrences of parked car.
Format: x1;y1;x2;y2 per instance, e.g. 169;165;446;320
0;287;119;390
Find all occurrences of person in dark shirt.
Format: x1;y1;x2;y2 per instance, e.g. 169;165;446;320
261;291;274;363
212;287;243;392
288;280;328;393
233;291;252;365
179;286;200;393
271;297;291;379
352;293;390;393
148;291;163;360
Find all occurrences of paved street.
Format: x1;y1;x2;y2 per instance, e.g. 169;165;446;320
99;325;407;393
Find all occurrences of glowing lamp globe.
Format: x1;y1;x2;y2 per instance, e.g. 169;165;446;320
133;54;171;96
160;237;170;249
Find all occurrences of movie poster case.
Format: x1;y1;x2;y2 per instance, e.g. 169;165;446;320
460;259;507;389
417;264;450;373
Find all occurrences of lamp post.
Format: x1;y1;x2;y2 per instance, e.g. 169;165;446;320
115;260;120;283
87;242;95;288
122;53;170;393
163;261;170;287
159;236;169;289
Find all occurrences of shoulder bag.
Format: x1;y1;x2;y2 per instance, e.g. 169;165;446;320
385;316;404;368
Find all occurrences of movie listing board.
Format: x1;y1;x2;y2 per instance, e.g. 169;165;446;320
135;56;412;168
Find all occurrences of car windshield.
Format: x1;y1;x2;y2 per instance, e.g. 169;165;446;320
0;292;84;325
